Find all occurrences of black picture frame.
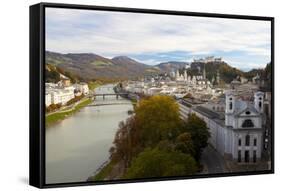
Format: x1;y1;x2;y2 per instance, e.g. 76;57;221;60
30;2;274;189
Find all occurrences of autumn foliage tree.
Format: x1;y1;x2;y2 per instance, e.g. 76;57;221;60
110;116;142;168
135;95;182;146
108;95;208;179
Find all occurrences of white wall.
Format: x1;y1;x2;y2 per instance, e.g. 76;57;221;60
0;0;279;191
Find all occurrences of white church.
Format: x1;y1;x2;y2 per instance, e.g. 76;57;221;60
182;91;265;164
222;91;264;163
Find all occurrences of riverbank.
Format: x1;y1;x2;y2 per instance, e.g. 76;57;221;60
89;160;126;181
88;81;102;90
90;161;115;181
46;98;92;127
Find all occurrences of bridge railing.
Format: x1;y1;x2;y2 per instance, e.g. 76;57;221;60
90;93;129;100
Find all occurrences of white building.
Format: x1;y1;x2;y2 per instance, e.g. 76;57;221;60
181;91;264;164
74;83;89;95
147;87;163;95
45;93;52;107
176;70;185;81
51;90;75;105
45;83;58;89
193;56;223;64
224;91;264;163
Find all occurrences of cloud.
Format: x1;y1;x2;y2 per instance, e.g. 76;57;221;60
46;7;271;69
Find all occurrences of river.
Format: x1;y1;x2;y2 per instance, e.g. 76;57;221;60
45;84;133;184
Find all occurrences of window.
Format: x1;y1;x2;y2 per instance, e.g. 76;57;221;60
254;138;257;146
245;135;250;146
245;111;251;115
245;150;249;163
238;138;241;146
253;150;257;163
238;150;241;162
229;102;233;110
259;101;262;108
242;119;254;128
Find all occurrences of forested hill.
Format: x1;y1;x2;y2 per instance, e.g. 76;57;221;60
185;61;271;84
189;62;244;84
46;51;160;81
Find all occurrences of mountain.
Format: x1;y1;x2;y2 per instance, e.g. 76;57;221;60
46;51;268;84
155;61;189;73
46;51;160;80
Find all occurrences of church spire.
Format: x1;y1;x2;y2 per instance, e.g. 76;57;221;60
203;63;206;80
216;70;220;84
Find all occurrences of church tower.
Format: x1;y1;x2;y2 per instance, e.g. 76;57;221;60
225;91;235;114
254;91;264;113
176;69;180;81
203;64;206;80
216;70;220;84
225;91;235;126
212;75;215;85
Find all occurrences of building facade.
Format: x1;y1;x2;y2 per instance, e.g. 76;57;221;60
224;91;264;163
45;93;52;107
51;90;75;105
73;83;89;95
181;91;264;164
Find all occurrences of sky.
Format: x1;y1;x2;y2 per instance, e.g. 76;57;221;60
46;8;271;71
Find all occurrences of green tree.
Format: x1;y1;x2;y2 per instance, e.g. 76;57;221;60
45;69;60;83
175;132;195;157
135;95;182;146
184;113;210;160
123;148;197;179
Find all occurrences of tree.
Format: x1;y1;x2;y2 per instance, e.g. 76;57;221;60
184;113;210;160
123;148;197;179
175;132;195;157
110;117;142;168
135;95;182;146
45;69;60;83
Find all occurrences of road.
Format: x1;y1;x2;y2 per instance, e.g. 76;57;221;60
200;145;226;174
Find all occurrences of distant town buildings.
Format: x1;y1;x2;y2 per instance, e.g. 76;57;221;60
123;57;226;100
45;77;89;107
